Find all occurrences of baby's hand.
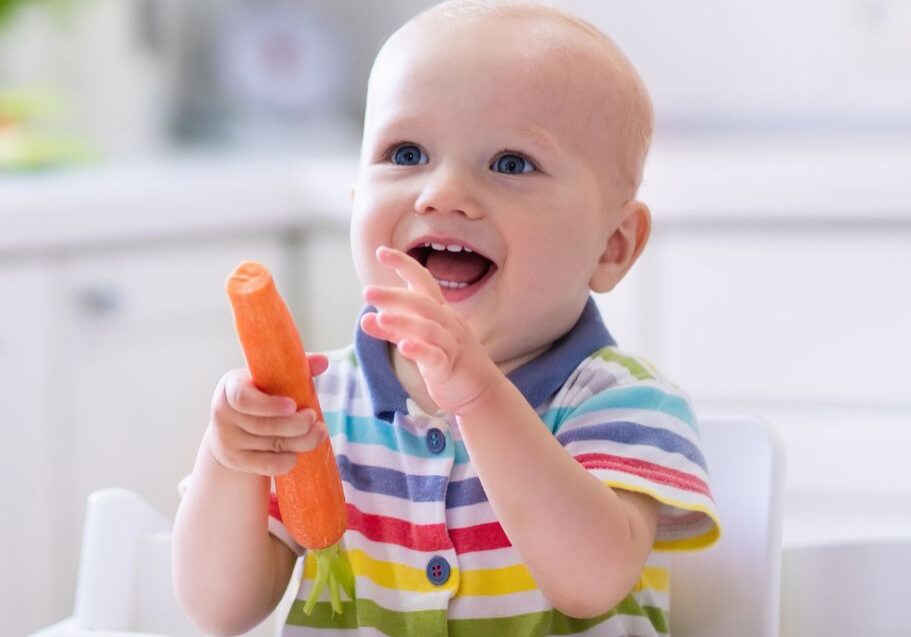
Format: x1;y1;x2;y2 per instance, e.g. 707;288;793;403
361;246;500;415
207;354;329;476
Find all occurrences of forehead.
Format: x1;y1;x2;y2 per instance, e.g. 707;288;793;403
365;15;613;142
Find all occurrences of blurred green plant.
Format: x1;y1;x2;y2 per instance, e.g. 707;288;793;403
0;90;96;170
0;0;69;29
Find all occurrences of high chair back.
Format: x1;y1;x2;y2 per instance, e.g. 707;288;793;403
669;415;786;637
28;488;283;637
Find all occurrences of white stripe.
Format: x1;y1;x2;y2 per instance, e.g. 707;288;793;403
343;487;445;525
636;587;670;612
560;405;701;447
449;460;479;482
340;532;456;573
447;587;550;618
338;435;455;475
454;545;521;571
575;613;667;637
446;499;499;528
268;515;304;556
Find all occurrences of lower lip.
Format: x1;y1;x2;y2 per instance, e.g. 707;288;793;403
437;266;496;303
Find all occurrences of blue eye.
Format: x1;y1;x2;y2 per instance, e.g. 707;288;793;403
391;144;427;166
491;153;535;175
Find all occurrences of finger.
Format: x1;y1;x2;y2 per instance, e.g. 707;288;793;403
398;338;450;370
375;311;457;354
206;421;296;476
223;370;297;416
232;450;300;476
363;285;453;326
307;353;330;377
237;420;329;455
376;246;444;302
232;407;319;438
360;311;400;344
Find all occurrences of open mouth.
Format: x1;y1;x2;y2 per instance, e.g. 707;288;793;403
407;241;497;301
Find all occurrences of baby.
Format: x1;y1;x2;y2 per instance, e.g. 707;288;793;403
173;1;720;635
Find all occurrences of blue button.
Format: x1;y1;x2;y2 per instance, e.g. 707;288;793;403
426;428;446;454
426;556;451;586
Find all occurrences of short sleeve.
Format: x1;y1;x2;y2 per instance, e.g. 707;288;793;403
551;350;721;551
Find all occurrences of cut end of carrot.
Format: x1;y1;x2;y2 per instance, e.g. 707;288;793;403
226;260;272;294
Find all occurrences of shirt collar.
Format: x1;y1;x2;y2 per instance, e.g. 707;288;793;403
355;296;615;421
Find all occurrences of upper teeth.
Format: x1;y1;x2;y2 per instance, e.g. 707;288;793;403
424;242;473;253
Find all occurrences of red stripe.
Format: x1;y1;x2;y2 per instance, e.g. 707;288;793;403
345;503;452;552
449;521;512;554
575;453;711;496
273;498;512;555
269;492;282;521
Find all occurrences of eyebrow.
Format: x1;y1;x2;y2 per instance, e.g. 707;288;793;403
511;125;562;155
369;115;562;156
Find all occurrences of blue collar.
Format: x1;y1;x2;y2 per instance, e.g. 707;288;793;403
355;297;615;421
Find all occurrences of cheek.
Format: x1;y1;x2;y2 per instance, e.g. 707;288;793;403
350;188;408;287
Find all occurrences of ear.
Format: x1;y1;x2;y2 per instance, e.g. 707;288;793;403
589;200;651;294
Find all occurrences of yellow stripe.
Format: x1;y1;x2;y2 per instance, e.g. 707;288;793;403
601;479;723;550
458;563;538;596
303;548;459;593
654;526;720;551
638;566;669;592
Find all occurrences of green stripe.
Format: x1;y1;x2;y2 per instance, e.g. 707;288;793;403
642;604;669;633
287;598;446;636
450;594;667;636
595;348;655;380
287;594;667;636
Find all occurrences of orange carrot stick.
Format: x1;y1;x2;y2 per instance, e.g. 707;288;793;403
225;260;353;614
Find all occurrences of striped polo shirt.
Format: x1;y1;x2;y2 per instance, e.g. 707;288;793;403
268;298;720;636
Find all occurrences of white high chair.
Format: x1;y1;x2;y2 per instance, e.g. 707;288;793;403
28;488;288;637
670;415;786;637
30;415;785;637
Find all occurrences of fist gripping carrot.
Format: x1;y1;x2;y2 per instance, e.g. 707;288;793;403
225;261;353;615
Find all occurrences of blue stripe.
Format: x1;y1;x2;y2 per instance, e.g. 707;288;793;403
324;411;470;463
556;422;707;471
445;477;487;508
336;455;448;502
544;386;697;433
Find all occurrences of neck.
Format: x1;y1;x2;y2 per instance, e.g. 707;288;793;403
389;345;439;414
387;342;550;416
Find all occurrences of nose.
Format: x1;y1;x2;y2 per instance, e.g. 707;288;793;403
414;164;483;219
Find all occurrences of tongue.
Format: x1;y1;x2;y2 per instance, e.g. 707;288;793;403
425;251;490;284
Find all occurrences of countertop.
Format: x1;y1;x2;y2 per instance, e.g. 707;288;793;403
0;153;359;254
2;136;910;255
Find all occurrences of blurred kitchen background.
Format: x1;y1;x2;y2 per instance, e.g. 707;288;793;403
1;0;910;635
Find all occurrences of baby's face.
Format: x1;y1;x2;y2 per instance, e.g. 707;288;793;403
351;15;630;371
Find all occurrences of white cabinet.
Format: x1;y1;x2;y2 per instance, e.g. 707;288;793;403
644;231;910;406
3;228;363;637
0;260;57;637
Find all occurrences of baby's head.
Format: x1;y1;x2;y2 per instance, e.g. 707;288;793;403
351;0;654;371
